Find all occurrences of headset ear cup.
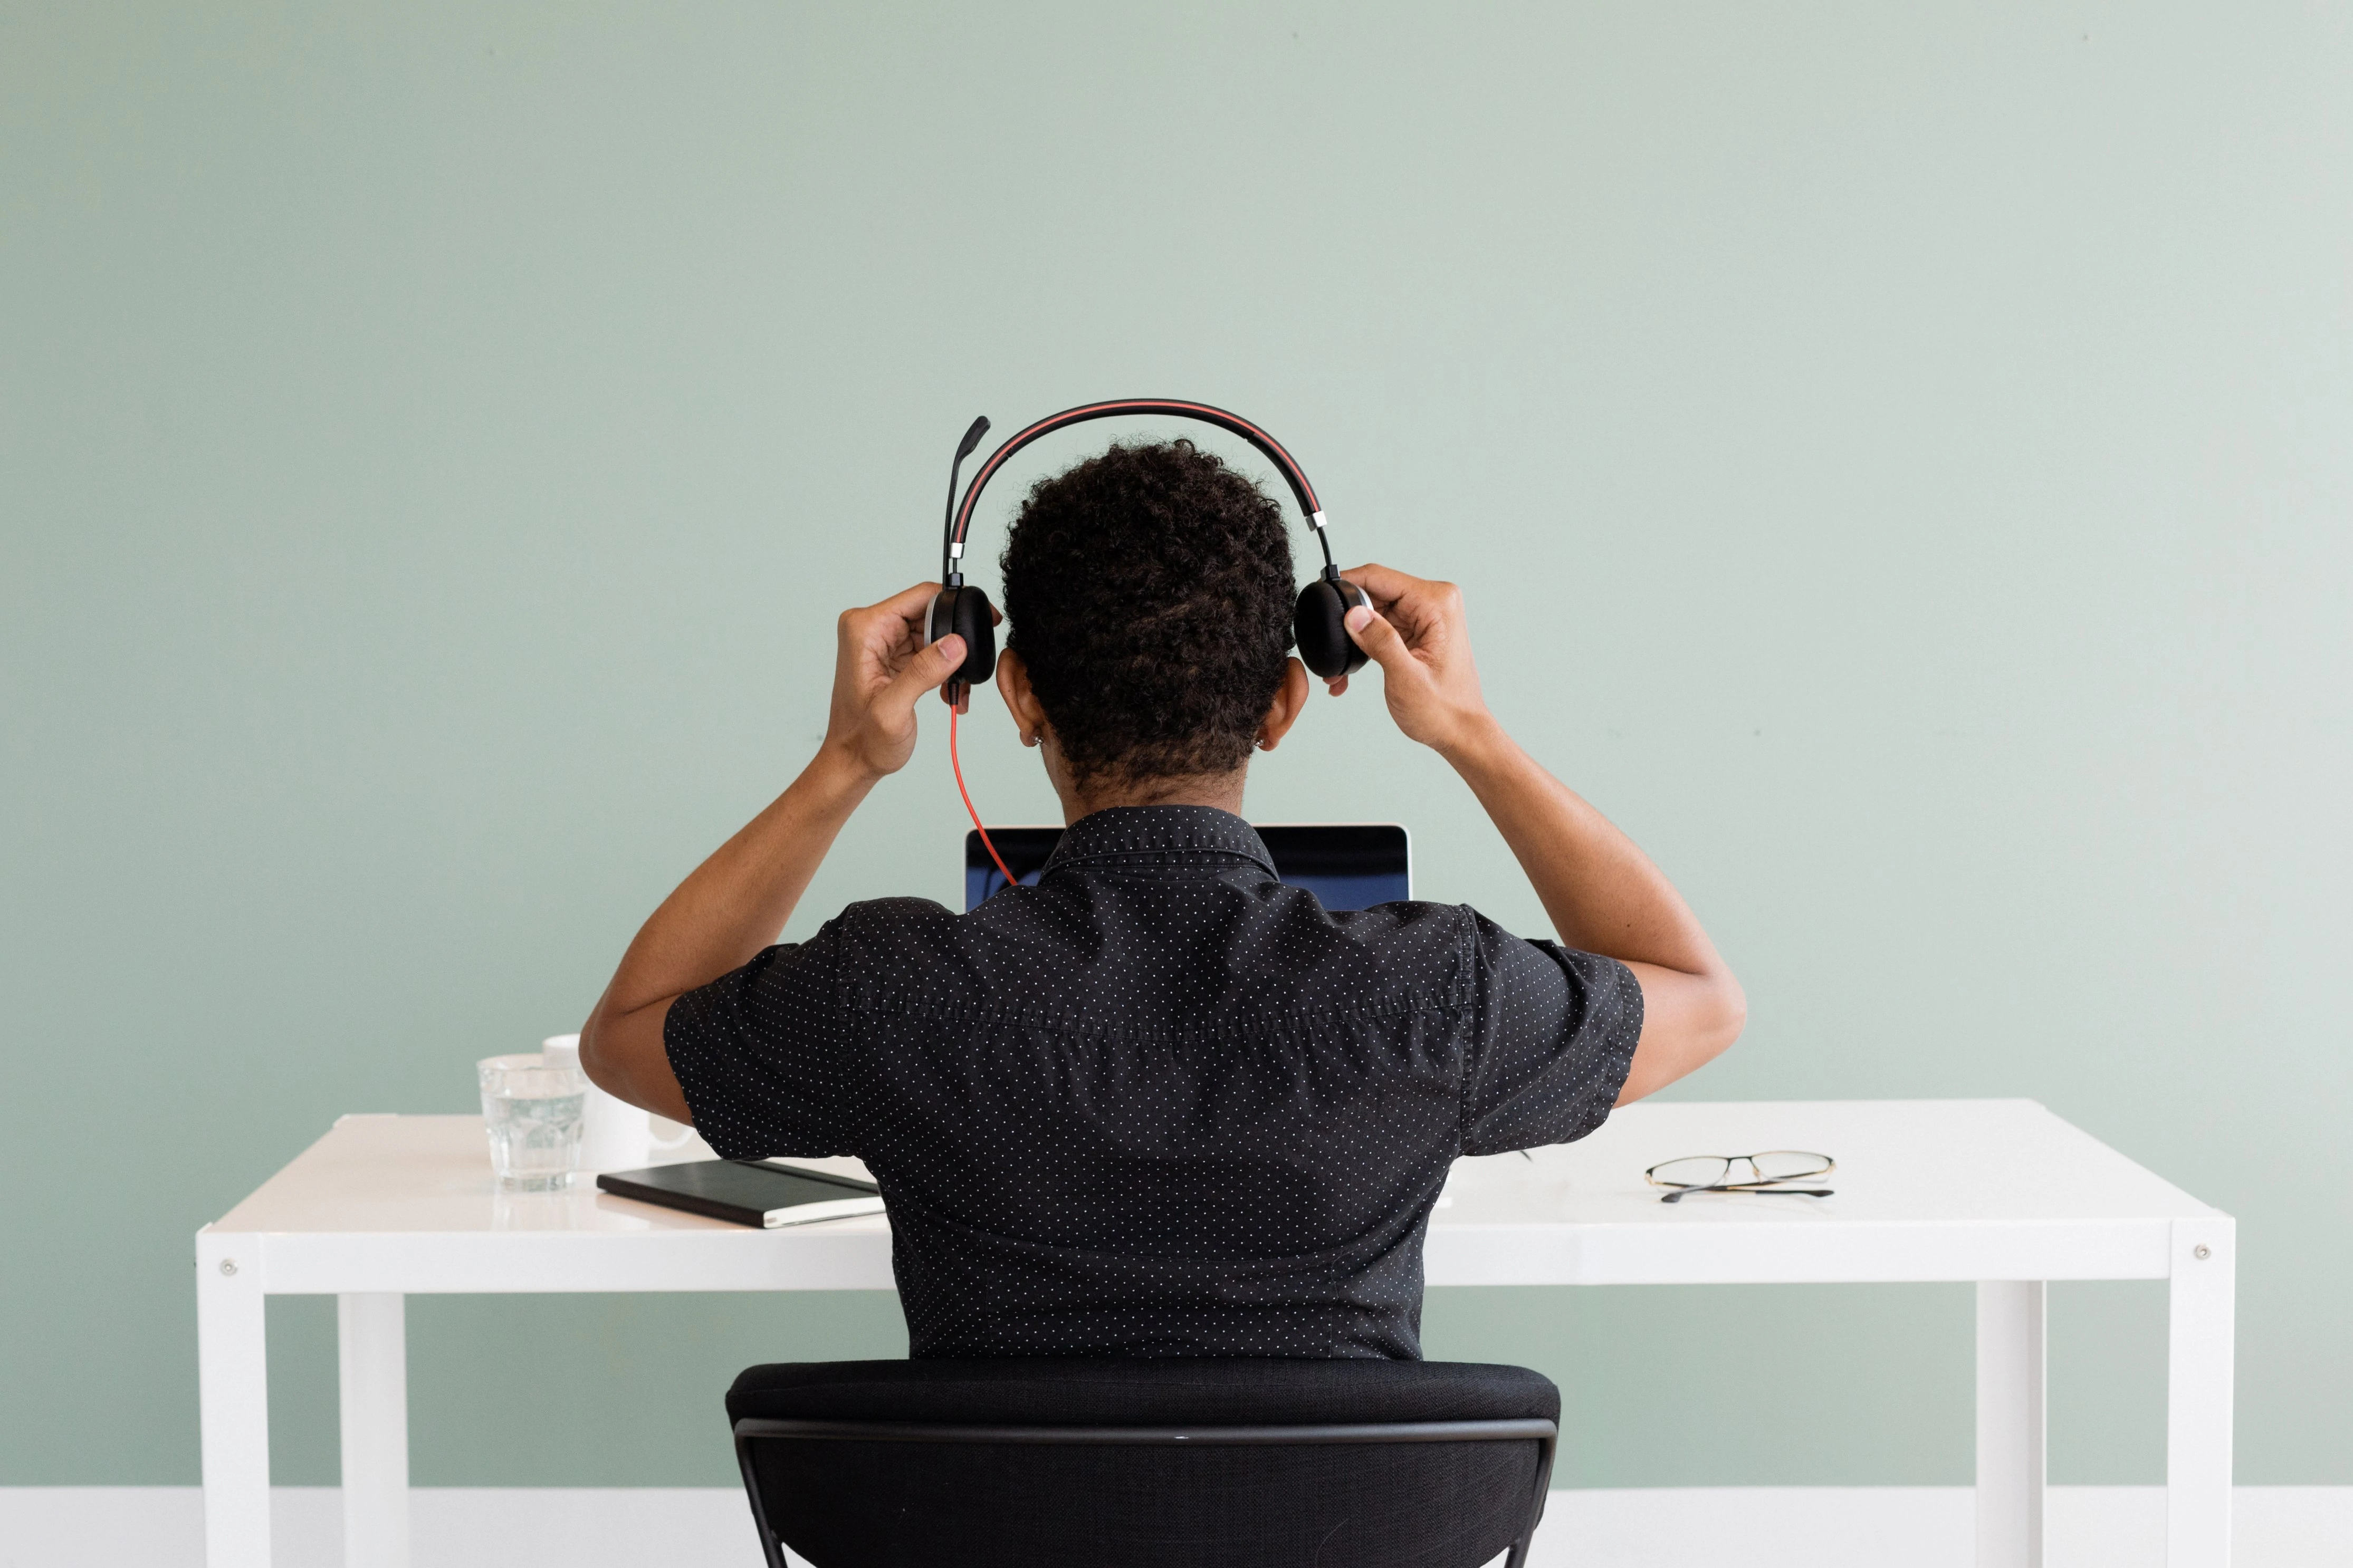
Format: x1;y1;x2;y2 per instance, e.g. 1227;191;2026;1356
1294;579;1370;680
936;585;996;686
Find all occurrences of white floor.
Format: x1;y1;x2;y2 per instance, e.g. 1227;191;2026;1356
2;1486;2348;1567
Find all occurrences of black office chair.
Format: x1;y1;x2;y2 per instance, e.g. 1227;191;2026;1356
728;1357;1559;1568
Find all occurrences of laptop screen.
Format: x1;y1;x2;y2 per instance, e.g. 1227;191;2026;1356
964;824;1410;912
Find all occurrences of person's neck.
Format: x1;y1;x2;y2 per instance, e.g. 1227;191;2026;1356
1058;769;1247;826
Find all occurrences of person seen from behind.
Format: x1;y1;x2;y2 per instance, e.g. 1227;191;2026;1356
580;439;1745;1358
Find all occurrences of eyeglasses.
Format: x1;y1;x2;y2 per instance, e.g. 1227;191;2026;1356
1644;1150;1835;1204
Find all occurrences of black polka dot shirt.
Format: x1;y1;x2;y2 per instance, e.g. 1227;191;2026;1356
665;806;1642;1360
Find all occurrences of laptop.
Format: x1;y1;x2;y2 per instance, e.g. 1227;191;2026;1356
965;824;1411;911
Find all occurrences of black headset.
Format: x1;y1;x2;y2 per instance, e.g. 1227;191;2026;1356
925;399;1371;708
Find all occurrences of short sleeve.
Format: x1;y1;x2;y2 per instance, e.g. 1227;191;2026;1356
662;921;859;1160
1459;913;1644;1156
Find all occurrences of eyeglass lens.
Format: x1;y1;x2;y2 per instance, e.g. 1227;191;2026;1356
1648;1157;1732;1188
1744;1151;1833;1182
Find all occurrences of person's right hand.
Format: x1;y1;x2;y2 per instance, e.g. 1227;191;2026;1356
1332;563;1498;758
822;582;984;780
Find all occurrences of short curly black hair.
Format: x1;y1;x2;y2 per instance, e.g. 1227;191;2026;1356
1001;439;1295;788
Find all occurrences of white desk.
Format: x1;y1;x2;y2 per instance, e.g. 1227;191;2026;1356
197;1099;2234;1568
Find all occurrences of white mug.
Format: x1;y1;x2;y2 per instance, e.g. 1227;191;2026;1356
539;1034;699;1172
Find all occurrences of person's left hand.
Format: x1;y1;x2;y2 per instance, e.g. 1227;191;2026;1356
824;583;998;779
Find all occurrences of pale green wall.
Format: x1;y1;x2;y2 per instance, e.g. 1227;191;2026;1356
3;2;2346;1489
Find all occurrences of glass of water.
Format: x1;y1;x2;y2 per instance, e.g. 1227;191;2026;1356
477;1053;587;1191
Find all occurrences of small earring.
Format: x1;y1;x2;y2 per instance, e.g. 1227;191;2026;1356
1024;733;1040;749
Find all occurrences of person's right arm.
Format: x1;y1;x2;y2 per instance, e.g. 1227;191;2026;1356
577;583;972;1120
1334;564;1745;1102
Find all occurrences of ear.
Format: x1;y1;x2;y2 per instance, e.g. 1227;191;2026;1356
995;648;1049;746
1254;658;1314;753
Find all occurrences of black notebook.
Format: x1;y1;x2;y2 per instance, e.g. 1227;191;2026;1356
595;1159;885;1229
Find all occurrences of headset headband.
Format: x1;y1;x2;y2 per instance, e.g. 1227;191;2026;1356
942;399;1333;584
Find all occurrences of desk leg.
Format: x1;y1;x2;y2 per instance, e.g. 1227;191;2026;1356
1975;1280;2045;1568
2167;1219;2235;1566
338;1293;412;1568
197;1229;271;1567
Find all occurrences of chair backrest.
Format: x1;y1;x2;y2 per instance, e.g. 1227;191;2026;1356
729;1358;1560;1568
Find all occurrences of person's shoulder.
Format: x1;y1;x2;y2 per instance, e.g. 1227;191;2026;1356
1280;896;1485;992
826;895;961;944
1326;899;1581;976
778;897;966;990
1318;897;1482;940
828;889;1097;953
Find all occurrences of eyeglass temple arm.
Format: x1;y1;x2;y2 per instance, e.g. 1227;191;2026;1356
1659;1184;1836;1204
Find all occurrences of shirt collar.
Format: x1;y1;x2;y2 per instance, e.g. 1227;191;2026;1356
1041;805;1278;879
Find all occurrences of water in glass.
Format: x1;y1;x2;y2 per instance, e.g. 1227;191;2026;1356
477;1053;587;1191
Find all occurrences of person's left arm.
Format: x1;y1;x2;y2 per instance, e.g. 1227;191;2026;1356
576;583;972;1119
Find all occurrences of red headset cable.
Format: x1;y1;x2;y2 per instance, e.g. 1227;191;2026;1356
950;703;1018;891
